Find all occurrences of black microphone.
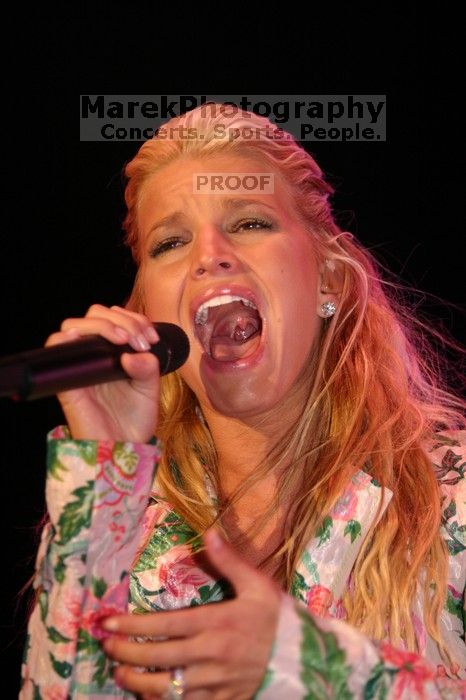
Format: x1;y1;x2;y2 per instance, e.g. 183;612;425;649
0;322;190;401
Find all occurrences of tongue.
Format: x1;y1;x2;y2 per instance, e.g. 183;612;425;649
208;302;261;362
210;331;261;362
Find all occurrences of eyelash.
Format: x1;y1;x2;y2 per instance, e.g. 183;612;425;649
149;218;273;258
232;217;273;232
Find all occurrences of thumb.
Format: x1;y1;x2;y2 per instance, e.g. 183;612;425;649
203;528;266;597
120;351;160;381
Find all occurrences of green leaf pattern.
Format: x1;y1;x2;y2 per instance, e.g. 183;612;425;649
344;519;362;543
21;428;466;698
56;481;94;546
297;606;353;699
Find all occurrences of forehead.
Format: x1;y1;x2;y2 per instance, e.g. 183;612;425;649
137;153;296;224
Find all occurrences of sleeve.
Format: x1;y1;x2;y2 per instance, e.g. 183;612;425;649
20;425;163;700
255;594;466;699
256;427;466;700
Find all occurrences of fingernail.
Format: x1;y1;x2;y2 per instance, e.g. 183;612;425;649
146;326;159;344
130;335;150;351
101;617;119;631
137;334;151;350
114;327;129;340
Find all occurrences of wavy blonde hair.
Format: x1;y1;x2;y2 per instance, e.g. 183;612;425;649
122;103;465;660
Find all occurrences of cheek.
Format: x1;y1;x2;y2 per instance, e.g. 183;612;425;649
140;269;177;321
265;239;318;310
272;241;319;350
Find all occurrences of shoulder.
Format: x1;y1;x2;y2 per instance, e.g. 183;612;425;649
423;428;466;456
423;430;466;553
423;429;466;485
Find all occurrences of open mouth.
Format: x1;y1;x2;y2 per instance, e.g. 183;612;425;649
194;298;263;363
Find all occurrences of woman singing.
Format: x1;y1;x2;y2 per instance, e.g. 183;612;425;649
21;103;466;699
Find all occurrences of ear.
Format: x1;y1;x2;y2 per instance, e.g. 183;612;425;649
316;258;343;318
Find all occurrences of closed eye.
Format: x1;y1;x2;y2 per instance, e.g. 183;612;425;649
149;236;184;257
230;217;273;232
149;218;273;258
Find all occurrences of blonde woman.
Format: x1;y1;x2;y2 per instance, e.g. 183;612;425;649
21;104;466;699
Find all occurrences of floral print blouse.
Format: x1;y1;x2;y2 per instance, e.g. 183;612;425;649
20;427;466;699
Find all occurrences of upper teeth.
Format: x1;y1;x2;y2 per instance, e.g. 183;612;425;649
195;295;257;326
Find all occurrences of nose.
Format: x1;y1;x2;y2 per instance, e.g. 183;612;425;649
190;224;243;279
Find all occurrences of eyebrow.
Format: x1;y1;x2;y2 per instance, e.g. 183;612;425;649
147;198;278;238
221;198;276;212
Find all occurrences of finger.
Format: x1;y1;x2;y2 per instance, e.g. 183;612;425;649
92;304;159;345
60;315;157;352
103;635;204;668
203;529;269;597
180;691;211;700
120;352;160;382
181;691;212;700
88;305;159;346
113;667;171;697
103;631;253;685
110;304;154;326
59;316;133;345
113;661;233;696
45;328;83;347
101;605;223;638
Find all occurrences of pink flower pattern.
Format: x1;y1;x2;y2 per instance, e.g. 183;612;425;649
331;487;358;521
306;584;334;617
21;427;466;698
80;579;129;640
158;545;212;599
380;642;435;696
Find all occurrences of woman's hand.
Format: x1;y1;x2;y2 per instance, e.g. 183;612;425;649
101;530;281;700
45;304;160;442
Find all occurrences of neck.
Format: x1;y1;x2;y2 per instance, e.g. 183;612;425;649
212;417;280;502
199;382;308;504
196;384;312;576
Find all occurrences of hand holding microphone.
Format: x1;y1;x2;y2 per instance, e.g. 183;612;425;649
0;304;190;443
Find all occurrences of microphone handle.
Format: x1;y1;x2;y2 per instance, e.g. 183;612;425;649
0;323;180;401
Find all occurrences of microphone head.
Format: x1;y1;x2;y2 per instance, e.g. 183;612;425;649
153;322;190;375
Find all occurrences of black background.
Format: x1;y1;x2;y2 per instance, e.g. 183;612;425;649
1;7;464;696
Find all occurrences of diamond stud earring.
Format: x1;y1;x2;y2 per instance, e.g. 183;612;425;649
321;301;336;317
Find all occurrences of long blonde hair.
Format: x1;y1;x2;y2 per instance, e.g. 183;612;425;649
122;103;465;659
